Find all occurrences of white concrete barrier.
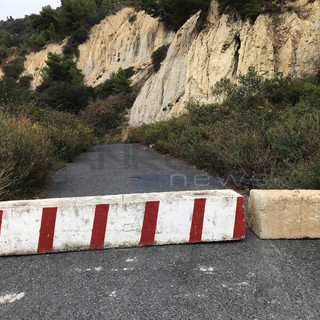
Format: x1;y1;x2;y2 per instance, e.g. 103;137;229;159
0;190;245;256
249;190;320;239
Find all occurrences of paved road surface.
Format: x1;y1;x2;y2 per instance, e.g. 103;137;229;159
0;144;319;320
41;144;223;198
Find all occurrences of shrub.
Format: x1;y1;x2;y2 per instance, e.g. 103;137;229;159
0;103;97;200
152;44;170;72
129;69;320;190
142;0;211;30
23;31;48;51
63;26;90;56
38;82;93;114
18;74;33;89
112;68;132;93
2;56;25;79
21;104;97;161
81;92;135;137
94;67;133;99
0;113;54;200
218;0;263;20
0;76;31;107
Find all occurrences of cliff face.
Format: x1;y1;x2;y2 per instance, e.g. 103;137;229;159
130;0;320;126
22;7;174;90
78;7;175;87
18;1;320;126
129;12;201;126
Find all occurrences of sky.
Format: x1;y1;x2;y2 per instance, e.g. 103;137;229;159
0;0;61;21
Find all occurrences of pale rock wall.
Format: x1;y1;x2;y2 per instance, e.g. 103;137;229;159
23;43;63;90
22;7;174;90
19;1;320;126
130;0;320;126
129;12;201;126
78;7;175;87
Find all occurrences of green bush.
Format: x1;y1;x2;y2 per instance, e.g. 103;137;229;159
94;67;133;99
40;52;84;88
0;104;97;200
37;52;93;113
152;44;170;72
142;0;211;30
218;0;263;19
21;104;97;161
112;68;132;93
0;76;31;107
38;82;93;114
23;31;48;51
81;92;135;138
63;26;90;56
0;113;54;200
2;56;25;79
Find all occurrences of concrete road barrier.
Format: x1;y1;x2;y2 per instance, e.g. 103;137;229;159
249;190;320;239
0;190;244;256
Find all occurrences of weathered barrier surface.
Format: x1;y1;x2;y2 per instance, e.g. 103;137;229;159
249;190;320;239
0;190;245;256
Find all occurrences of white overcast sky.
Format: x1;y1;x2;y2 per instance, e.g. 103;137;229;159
0;0;61;21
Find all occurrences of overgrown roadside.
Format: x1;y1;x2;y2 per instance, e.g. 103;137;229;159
129;68;320;190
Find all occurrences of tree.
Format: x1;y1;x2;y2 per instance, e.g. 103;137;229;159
218;0;263;19
57;0;99;33
40;52;84;88
112;68;132;93
141;0;211;30
30;5;59;32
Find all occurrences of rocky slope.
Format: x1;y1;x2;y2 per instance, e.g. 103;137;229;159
130;0;320;126
18;0;320;125
78;7;174;87
23;7;174;90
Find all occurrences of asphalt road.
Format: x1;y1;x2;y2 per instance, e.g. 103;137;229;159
41;144;223;198
0;144;319;320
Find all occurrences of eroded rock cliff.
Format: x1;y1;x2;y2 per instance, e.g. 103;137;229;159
78;7;174;87
130;0;320;126
23;7;174;90
18;1;320;126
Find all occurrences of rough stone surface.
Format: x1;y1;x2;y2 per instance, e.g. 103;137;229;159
129;12;201;126
22;8;174;90
249;190;320;239
130;0;320;126
78;7;174;87
18;0;320;125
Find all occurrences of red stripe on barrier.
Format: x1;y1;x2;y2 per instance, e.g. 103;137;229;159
38;207;57;254
140;201;160;246
0;210;3;237
233;197;245;240
90;204;110;250
189;199;206;243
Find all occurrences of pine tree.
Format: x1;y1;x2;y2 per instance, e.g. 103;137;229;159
112;68;132;93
